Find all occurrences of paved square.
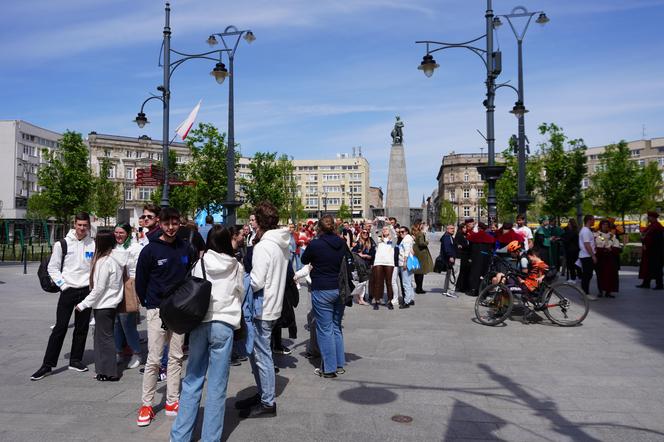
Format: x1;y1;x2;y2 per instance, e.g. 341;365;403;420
1;261;663;441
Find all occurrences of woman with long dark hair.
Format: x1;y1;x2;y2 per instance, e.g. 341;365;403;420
562;218;580;283
171;225;245;442
75;231;124;381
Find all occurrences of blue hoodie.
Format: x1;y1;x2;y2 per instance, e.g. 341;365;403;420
301;232;347;290
135;236;190;309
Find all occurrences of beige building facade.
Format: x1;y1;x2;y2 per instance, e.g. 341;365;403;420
87;132;192;224
292;153;370;221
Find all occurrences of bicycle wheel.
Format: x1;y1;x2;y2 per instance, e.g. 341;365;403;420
475;284;513;326
542;282;589;326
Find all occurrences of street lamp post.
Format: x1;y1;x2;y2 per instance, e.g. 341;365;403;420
494;6;549;218
134;2;230;207
323;192;328;215
417;0;505;224
206;27;255;227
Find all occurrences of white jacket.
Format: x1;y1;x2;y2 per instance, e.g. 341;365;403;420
398;234;415;267
193;250;245;328
250;228;291;321
77;254;124;310
48;229;96;290
112;241;143;278
374;236;396;267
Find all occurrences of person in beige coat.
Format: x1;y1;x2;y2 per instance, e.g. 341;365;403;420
412;220;434;294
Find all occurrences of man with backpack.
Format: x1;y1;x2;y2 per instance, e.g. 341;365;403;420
31;212;96;381
135;207;191;427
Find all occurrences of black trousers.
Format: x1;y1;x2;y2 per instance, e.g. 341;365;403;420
565;252;579;280
414;274;424;291
580;257;594;295
43;286;91;367
93;308;117;377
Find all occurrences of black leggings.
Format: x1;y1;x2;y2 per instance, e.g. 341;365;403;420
414;274;424;291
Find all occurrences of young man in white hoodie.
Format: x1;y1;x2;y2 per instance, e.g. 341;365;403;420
236;202;290;419
31;212;96;380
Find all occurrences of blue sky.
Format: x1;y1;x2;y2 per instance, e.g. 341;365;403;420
1;0;663;206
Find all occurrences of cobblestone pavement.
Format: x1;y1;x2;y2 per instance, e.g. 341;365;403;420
1;259;664;441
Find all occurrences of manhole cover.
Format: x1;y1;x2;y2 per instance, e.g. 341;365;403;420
391;415;413;424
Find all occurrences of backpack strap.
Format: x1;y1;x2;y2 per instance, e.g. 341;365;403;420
200;253;207;280
59;238;67;272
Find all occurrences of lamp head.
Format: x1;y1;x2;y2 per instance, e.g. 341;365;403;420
535;13;549;25
211;62;229;84
492;17;503;28
510;102;529;119
207;35;218;46
417;53;439;78
243;31;256;43
134;112;148;128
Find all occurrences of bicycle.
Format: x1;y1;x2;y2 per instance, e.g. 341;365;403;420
474;263;589;327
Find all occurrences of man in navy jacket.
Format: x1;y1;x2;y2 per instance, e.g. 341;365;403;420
440;224;457;298
135;207;190;427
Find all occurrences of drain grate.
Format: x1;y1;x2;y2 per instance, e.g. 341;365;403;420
391;414;413;424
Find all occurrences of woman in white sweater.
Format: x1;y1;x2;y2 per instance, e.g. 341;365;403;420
171;226;245;442
75;231;124;381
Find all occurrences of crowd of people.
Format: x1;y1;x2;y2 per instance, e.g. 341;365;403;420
29;203;436;440
439;211;664;301
27;203;662;440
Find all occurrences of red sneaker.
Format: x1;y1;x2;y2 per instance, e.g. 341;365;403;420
165;401;179;416
137;405;154;427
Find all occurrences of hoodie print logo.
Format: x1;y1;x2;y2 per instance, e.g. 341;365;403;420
181;255;189;265
85;251;94;260
157;259;168;266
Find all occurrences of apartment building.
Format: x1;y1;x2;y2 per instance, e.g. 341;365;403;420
0;120;62;219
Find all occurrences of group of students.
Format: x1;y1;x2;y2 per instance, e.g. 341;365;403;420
29;202;359;441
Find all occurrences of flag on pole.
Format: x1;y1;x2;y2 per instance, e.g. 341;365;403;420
175;99;202;140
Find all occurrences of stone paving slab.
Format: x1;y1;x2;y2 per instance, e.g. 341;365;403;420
1;259;664;441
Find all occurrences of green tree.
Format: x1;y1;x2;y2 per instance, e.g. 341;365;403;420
240;152;295;213
538;123;587;220
93;158;122;225
186;123;235;214
37;130;93;223
338;202;351;221
588;140;656;227
638;162;663;211
26;193;53;219
439;200;457;226
495;137;543;221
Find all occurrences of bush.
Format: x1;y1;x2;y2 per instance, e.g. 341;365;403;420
620;245;641;267
626;232;641;244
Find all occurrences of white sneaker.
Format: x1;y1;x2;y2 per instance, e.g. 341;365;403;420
587;295;598;301
127;354;141;369
50;324;55;330
89;317;96;326
445;291;458;299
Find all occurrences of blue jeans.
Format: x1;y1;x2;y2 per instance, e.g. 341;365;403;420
311;289;345;373
401;268;414;304
113;312;141;354
170;321;234;442
249;318;276;406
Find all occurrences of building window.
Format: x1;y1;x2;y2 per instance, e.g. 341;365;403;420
138;187;153;200
352;197;362;205
637;159;645;167
306;197;318;207
464;173;469;182
125;187;133;201
659;157;664;167
107;166;116;179
308;174;318;181
582;178;589;189
449;189;455;201
104;149;111;157
463;206;470;217
450;174;455;183
350;185;361;193
125;167;134;180
477;188;484;198
323;174;341;181
631;150;641;157
326;198;341;206
463;188;470;198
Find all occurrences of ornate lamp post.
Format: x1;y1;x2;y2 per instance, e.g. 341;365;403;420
417;0;505;224
134;2;230;207
494;6;549;218
206;27;255;226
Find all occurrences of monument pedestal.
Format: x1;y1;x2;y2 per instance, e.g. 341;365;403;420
386;142;411;225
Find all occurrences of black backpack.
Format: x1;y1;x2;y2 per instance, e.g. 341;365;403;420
338;247;356;307
159;256;212;334
38;239;67;293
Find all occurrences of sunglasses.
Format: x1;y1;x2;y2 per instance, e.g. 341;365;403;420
139;215;155;220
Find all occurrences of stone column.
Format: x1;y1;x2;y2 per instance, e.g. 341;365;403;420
386;142;411;226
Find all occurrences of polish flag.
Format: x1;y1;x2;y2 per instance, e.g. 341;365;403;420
175;100;202;140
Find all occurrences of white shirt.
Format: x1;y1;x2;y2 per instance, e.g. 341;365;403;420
77;255;124;310
48;229;96;290
374;236;396;267
578;226;595;258
398;234;414;267
514;225;534;250
250;228;291;321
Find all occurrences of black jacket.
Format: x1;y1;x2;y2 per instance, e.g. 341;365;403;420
441;232;457;259
135;236;190;309
301;233;347;290
455;230;470;260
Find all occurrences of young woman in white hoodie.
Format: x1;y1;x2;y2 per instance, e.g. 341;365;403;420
75;231;124;381
171;226;245;442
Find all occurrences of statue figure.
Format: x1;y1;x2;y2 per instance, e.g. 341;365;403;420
391;116;404;145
